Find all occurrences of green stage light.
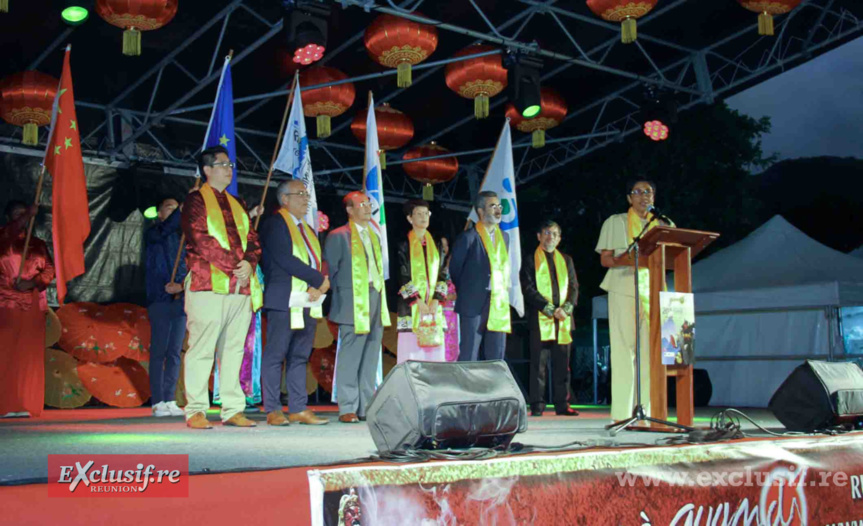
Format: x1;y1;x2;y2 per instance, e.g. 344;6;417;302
522;104;541;118
61;5;89;25
143;206;158;219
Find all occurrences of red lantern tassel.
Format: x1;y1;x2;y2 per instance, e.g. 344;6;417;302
123;28;142;56
758;12;774;36
22;122;38;146
531;129;545;149
423;183;434;201
474;94;490;119
621;17;637;44
397;62;412;88
0;0;9;13
316;115;332;138
379;150;387;170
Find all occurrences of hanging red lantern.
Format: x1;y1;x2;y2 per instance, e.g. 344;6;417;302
300;66;355;138
351;103;414;169
738;0;802;36
364;13;438;88
505;87;568;148
0;71;58;146
402;142;458;201
586;0;658;44
445;44;508;119
95;0;179;56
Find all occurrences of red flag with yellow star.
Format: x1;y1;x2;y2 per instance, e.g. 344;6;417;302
44;45;90;304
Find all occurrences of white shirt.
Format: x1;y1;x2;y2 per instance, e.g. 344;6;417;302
291;212;317;270
354;223;377;284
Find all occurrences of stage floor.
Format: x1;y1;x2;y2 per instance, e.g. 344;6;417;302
0;405;787;485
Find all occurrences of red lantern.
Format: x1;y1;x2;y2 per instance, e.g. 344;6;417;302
364;13;438;88
0;71;58;146
300;66;355;138
445;44;508;119
351;103;414;168
95;0;179;56
505;87;568;148
586;0;658;44
738;0;802;36
402;142;458;201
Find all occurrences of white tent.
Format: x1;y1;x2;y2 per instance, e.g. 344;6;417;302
592;215;863;407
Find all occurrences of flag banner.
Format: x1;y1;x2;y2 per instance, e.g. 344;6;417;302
363;92;389;280
274;74;319;231
45;45;90;304
468;120;524;316
202;56;238;196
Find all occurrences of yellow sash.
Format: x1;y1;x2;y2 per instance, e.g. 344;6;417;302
278;209;323;329
476;222;511;333
408;230;444;332
534;247;573;345
349;220;391;334
198;183;262;312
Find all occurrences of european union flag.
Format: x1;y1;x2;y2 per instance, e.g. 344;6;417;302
203;57;238;196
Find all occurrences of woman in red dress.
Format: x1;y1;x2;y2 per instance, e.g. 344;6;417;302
0;200;55;418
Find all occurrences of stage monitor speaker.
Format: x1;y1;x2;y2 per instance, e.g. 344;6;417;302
367;360;528;455
768;360;863;432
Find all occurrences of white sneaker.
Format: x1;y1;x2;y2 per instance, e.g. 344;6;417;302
1;411;30;418
152;402;171;417
164;401;185;416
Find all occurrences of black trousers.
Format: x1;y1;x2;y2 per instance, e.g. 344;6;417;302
529;329;572;410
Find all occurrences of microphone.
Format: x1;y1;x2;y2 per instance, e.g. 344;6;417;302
648;205;671;224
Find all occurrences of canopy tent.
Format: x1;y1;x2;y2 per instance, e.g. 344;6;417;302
591;215;863;408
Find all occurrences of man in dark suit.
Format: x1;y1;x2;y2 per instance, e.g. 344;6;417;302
449;191;511;362
259;179;329;426
324;191;390;423
522;220;579;417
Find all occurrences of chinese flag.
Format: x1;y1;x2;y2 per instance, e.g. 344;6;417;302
45;46;90;304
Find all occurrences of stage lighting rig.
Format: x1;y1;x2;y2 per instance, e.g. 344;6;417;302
284;0;330;66
61;0;92;25
504;51;543;119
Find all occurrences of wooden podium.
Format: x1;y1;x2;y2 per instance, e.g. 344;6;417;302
638;226;719;430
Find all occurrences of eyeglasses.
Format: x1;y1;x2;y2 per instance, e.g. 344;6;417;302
287;191;310;198
353;202;371;209
541;230;560;238
211;161;235;169
629;189;654;196
485;204;503;210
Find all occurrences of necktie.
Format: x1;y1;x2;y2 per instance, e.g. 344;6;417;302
361;229;382;292
298;223;320;269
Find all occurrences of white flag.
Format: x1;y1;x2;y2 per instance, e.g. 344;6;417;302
363;92;390;280
468;120;524;317
274;74;319;231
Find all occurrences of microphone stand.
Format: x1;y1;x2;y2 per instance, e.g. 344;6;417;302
606;213;694;436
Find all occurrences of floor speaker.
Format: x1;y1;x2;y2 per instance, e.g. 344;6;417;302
366;360;528;455
768;360;863;432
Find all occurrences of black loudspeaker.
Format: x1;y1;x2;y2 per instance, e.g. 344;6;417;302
367;360;528;455
769;360;863;432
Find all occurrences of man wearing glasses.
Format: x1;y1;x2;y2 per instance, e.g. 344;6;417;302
259;179;329;426
180;145;262;429
522;220;579;417
449;191;511;362
324;191;391;423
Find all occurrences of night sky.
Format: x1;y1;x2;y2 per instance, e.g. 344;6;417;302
727;35;863;161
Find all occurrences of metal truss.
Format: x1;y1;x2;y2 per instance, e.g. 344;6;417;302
5;0;861;207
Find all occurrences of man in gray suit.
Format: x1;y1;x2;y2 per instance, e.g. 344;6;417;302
324;191;390;423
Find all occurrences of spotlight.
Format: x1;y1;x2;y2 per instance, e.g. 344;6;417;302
284;0;329;66
643;120;669;141
640;86;678;142
505;52;543;118
61;0;91;26
143;206;158;219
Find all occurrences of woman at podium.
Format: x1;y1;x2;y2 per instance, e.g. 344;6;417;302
595;180;673;422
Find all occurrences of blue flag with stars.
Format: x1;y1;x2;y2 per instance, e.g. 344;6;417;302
203;56;238;196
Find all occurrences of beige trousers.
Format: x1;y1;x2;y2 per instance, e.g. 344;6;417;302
183;289;252;421
608;291;651;421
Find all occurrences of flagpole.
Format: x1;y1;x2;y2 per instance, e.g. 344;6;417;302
169;50;233;284
254;71;299;231
15;165;47;284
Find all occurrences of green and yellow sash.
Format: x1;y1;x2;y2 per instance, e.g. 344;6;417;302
278;209;323;329
534;247;572;345
349;220;391;334
408;230;444;331
199;183;263;312
476;222;511;333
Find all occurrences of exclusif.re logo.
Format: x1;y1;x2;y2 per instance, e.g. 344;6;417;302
48;455;189;498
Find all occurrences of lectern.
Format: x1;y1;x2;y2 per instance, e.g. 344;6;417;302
639;226;718;429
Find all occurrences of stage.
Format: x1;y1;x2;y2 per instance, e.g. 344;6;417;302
4;405;862;525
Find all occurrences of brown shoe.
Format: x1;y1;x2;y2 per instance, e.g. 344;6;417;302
266;410;290;426
186;412;212;430
223;413;257;427
338;413;360;424
288;409;328;425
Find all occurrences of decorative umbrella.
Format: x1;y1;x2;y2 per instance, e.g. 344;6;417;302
309;344;336;393
44;349;91;408
45;307;61;348
58;302;126;363
77;357;151;407
313;317;334;349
